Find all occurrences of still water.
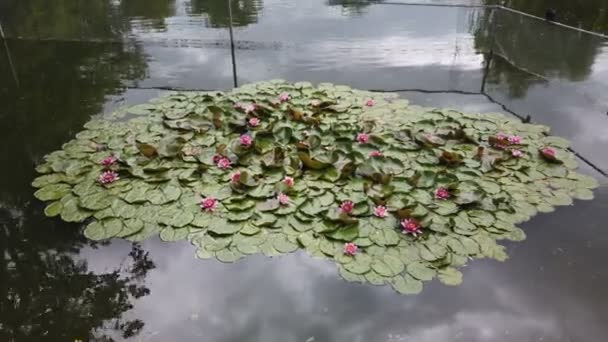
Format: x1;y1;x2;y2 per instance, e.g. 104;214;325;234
0;1;607;341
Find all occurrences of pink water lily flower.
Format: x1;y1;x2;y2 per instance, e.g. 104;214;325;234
541;147;556;158
237;103;256;114
212;154;222;164
278;192;290;205
374;205;388;218
369;150;383;157
340;201;354;214
217;157;232;169
496;132;508;140
248;117;260;127
240;134;253;147
434;187;450;200
283;176;295;187
401;218;422;237
230;172;241;184
365;99;375;107
356;133;370;144
101;156;117;167
508;135;522;144
343;242;358;256
98;170;119;184
278;92;291;102
511;149;523;158
200;197;218;212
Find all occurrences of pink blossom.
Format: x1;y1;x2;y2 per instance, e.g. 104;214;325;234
343;243;358;256
356;133;370;144
235;102;255;113
340;201;354;214
374;205;388;218
248;117;260;127
508;135;522;144
98;171;119;184
217;157;232;169
100;156;117;167
434;187;450;200
283;176;294;187
236;103;257;114
541;147;556;158
369;150;383;157
365;99;375;107
278;193;290;205
496;132;508;140
230;172;241;184
200;197;218;212
278;92;291;102
240;134;253;147
401;218;422;236
511;149;523;158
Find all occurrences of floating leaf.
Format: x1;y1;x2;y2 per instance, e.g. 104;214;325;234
31;81;598;296
84;218;123;241
208;218;242;235
343;254;372;274
326;225;359;241
406;262;436;281
371;255;405;277
391;275;423;294
44;201;63;217
437;267;463;286
34;183;71;201
272;235;299;253
160;227;190;241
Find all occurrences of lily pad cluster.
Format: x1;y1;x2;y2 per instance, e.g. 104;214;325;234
32;81;599;294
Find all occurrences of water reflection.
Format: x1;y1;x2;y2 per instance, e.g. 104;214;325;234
0;0;177;39
188;0;263;28
468;6;608;171
500;0;608;35
0;14;154;341
1;0;608;340
85;170;607;341
0;203;155;341
327;0;384;16
472;7;604;97
120;0;176;31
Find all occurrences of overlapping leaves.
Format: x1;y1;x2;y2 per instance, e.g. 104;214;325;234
32;80;599;294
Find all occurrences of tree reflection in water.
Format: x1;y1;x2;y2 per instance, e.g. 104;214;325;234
0;202;155;341
472;4;605;98
189;0;264;28
326;0;384;16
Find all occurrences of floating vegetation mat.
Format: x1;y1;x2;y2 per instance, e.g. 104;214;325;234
33;81;599;294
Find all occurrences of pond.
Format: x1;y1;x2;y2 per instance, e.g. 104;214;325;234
1;1;607;341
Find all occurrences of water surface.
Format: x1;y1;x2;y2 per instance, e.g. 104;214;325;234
1;1;607;341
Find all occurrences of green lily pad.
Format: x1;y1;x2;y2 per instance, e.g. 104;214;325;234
34;183;71;201
343;254;373;274
391;275;423;295
406;262;436;281
371;255;405;277
31;81;599;296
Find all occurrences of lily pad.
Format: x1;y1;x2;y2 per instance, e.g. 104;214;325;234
31;81;599;296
